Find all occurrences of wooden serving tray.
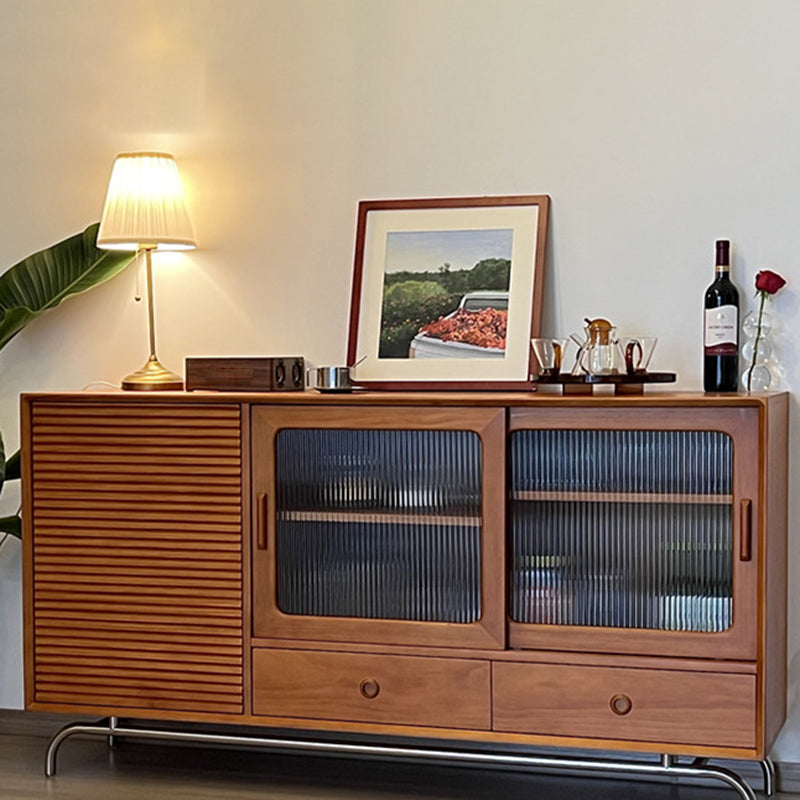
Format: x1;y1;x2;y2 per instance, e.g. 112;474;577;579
533;371;677;395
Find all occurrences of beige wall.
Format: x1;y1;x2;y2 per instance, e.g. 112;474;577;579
1;0;799;758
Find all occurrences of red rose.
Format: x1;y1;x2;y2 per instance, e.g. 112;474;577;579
755;269;786;295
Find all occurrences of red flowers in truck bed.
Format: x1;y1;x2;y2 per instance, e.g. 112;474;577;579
418;307;507;350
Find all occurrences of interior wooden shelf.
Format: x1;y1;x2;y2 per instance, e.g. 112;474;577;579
513;490;733;505
277;510;482;526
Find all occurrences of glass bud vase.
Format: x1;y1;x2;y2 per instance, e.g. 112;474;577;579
740;307;775;392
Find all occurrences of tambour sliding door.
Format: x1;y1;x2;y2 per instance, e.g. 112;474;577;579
24;401;245;714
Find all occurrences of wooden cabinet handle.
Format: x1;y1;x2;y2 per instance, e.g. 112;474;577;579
359;678;380;699
256;492;268;551
609;693;633;716
740;498;752;562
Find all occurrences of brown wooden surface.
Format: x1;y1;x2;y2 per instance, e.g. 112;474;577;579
240;402;254;723
20;397;34;709
18;389;781;408
248;637;758;673
250;404;506;650
492;662;756;749
514;490;732;505
24;400;245;715
760;392;790;752
252;648;491;730
278;510;481;525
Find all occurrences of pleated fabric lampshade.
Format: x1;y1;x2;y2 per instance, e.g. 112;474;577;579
97;152;196;251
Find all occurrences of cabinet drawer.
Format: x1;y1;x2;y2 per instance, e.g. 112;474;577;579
253;649;491;730
493;662;755;749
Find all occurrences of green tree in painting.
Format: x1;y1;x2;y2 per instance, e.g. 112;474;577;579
436;263;470;295
383;280;448;308
379;280;458;358
467;258;510;291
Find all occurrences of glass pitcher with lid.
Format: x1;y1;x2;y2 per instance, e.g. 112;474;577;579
577;317;623;375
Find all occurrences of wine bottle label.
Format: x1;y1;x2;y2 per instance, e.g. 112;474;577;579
705;305;738;354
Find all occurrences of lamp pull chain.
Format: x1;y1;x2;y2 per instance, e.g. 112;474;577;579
134;251;143;302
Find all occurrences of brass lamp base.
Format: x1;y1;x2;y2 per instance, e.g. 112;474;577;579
122;356;183;391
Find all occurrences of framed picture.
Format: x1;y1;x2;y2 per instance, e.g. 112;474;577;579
347;195;550;390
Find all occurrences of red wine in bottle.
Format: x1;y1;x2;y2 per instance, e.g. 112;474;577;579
703;239;740;392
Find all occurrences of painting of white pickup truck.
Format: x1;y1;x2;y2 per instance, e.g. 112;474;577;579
377;228;512;359
409;291;508;358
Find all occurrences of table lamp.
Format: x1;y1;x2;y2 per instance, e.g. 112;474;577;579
97;152;196;390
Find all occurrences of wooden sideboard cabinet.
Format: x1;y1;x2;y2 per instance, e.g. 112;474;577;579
21;391;789;780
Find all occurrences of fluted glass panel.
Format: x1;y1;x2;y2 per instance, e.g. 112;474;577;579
275;428;482;622
510;430;733;631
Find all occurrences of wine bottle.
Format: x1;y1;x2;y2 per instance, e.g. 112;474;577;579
703;239;740;392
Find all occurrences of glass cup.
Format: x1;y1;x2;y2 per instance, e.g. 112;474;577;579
531;338;568;378
620;337;657;375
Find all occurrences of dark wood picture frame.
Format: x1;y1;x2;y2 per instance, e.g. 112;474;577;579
346;195;549;390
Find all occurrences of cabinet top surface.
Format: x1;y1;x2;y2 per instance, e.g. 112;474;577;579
21;389;786;409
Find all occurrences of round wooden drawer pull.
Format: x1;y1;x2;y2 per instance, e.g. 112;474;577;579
359;678;381;699
610;693;633;716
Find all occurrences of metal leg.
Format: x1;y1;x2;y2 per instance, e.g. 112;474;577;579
108;716;119;749
760;756;776;796
658;754;757;800
43;720;759;799
46;718;115;777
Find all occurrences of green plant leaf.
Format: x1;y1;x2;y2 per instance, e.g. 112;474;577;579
4;449;20;481
0;515;22;538
0;222;136;350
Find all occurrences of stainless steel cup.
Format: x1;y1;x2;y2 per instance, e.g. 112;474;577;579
307;366;353;392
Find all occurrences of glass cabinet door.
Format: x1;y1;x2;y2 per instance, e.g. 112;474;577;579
251;406;506;649
507;406;759;660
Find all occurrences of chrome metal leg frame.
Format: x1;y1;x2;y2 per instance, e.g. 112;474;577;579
107;716;119;749
760;757;776;797
44;718;760;800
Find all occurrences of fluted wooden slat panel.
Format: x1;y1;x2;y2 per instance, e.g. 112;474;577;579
35;624;241;646
30;402;244;714
35;646;242;664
